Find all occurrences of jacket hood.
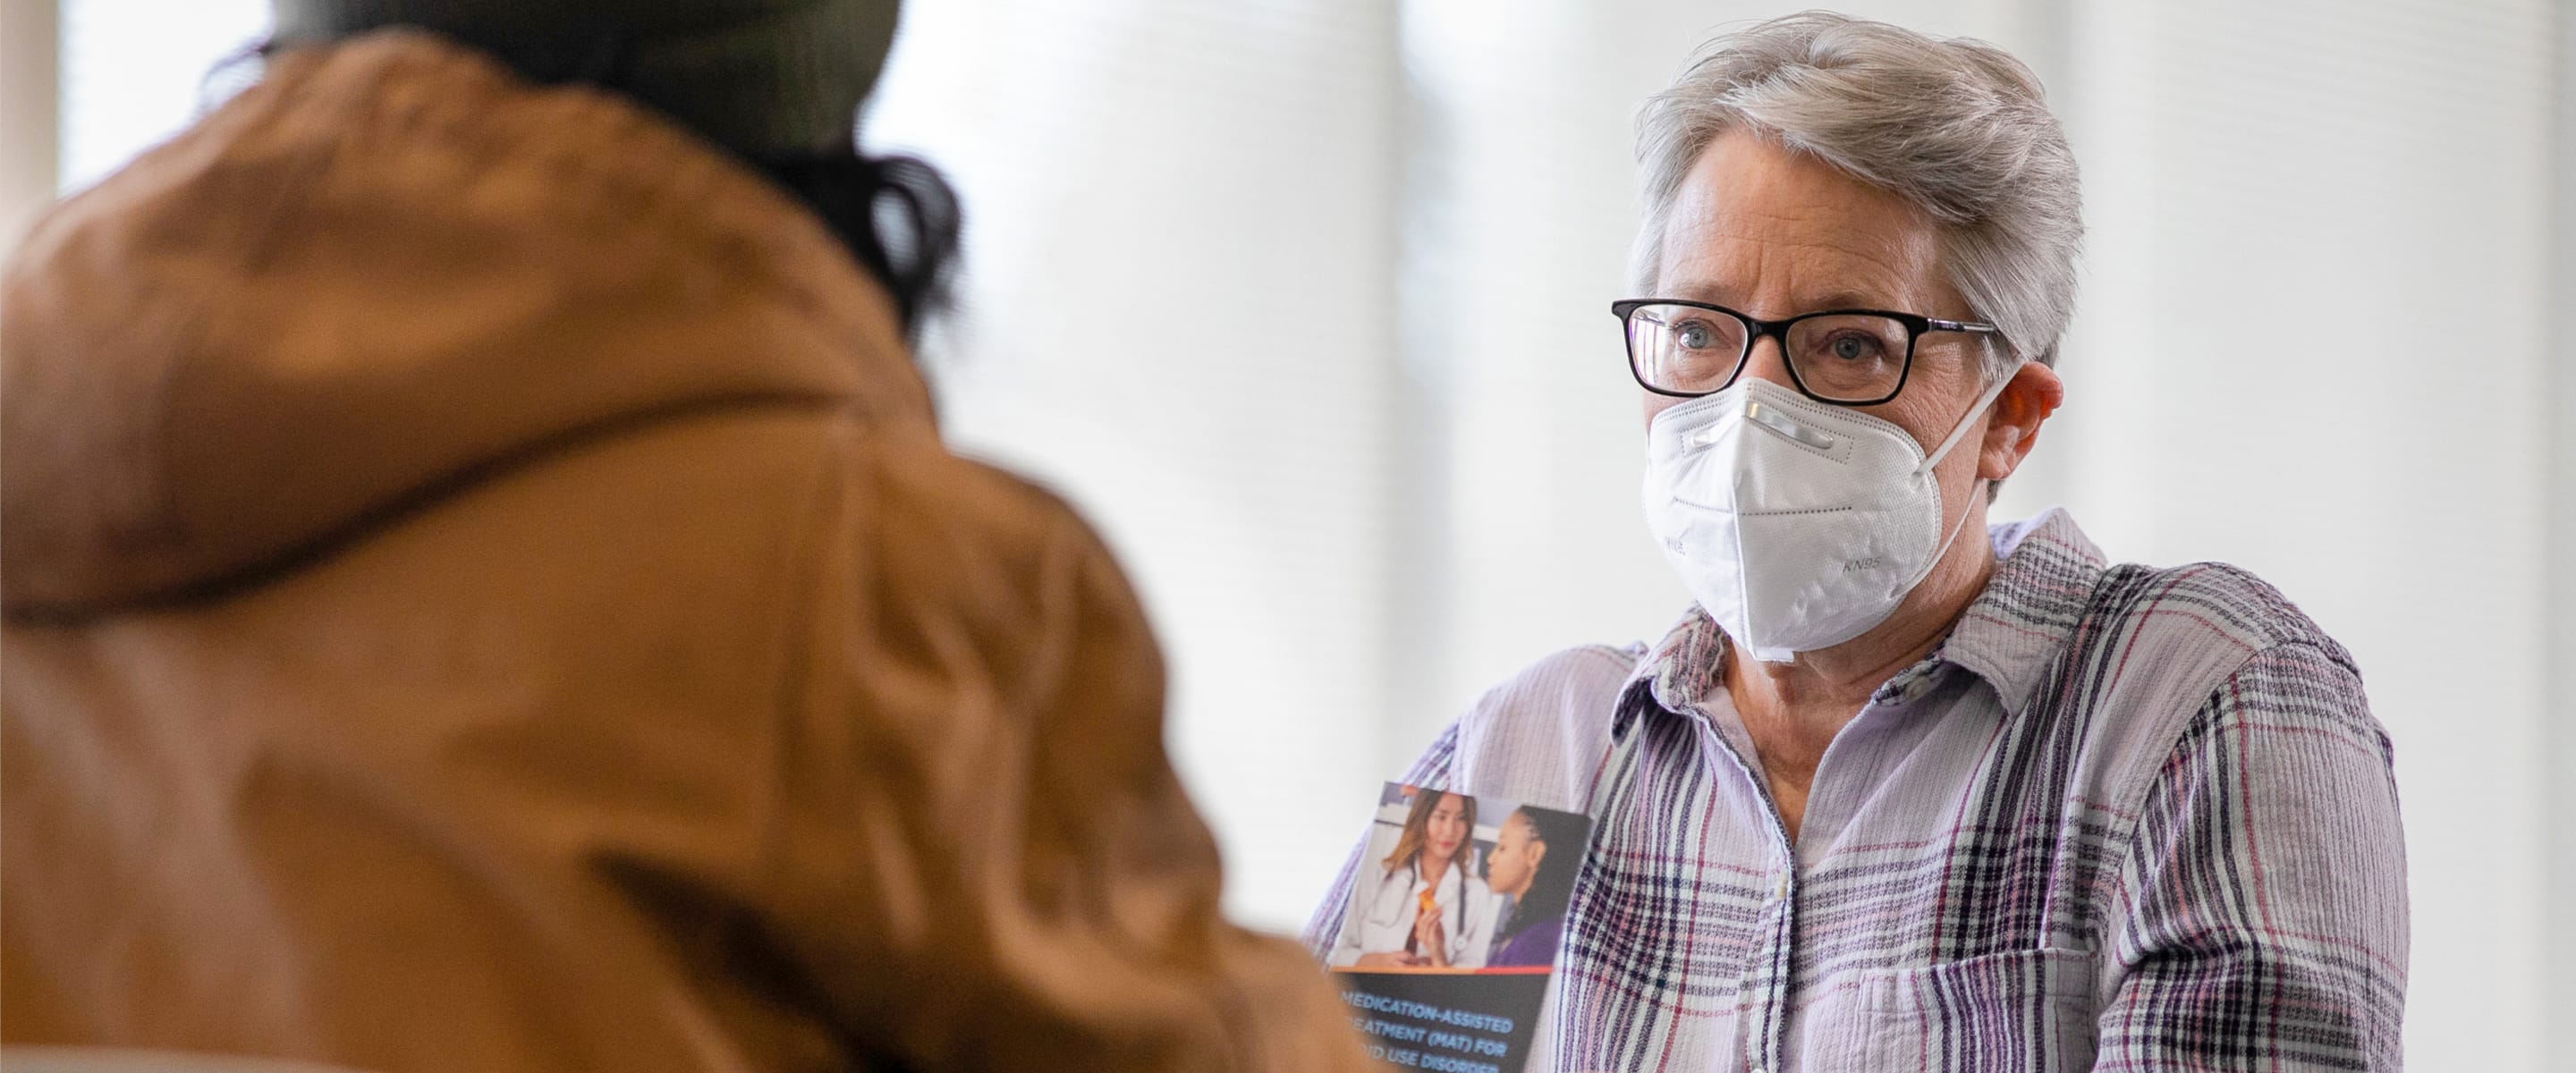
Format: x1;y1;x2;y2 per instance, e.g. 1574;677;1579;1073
2;30;931;616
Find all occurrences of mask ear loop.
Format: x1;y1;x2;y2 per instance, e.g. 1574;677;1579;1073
1894;365;2026;596
1897;477;1991;600
1914;366;2024;478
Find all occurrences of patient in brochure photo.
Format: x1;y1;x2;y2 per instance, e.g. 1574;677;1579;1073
1479;807;1586;970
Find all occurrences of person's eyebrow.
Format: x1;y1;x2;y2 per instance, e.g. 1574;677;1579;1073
1649;279;1741;306
1793;290;1909;314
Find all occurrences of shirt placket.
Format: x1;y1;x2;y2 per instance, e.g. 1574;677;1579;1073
1690;712;1801;1073
1735;859;1797;1073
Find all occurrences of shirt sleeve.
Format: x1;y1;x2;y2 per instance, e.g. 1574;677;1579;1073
2093;639;2409;1071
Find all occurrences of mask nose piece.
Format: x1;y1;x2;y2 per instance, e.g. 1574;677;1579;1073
1745;400;1836;450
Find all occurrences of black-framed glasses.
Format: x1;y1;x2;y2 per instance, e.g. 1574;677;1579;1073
1611;299;2001;406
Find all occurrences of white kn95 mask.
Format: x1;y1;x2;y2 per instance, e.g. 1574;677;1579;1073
1641;373;2016;663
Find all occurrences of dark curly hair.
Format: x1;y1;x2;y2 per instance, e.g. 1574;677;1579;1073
1496;807;1588;944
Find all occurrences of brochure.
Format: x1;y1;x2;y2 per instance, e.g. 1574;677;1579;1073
1322;783;1592;1073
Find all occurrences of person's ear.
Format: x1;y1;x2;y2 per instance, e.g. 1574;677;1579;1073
1527;841;1547;869
1979;359;2065;484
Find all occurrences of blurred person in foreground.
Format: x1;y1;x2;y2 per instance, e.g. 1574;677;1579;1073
1309;13;2406;1071
0;2;1376;1070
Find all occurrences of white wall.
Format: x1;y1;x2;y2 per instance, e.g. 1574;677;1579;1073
2548;0;2575;1052
54;0;264;192
1;0;59;247
866;0;1409;942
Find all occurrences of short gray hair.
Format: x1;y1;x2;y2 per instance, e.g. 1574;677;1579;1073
1632;12;2082;380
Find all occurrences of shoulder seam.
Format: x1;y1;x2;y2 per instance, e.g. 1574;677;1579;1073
2101;560;2337;653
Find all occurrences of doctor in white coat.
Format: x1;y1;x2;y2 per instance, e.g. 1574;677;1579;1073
1327;790;1497;970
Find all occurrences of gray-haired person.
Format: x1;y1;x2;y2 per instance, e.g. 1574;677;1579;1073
1311;13;2405;1071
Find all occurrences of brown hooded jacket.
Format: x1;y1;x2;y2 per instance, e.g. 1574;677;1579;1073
0;31;1375;1073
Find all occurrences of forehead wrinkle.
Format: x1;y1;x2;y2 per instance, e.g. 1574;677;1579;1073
1659;232;1926;317
1656;131;1948;317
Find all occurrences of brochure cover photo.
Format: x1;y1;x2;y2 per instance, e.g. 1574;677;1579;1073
1325;783;1592;1073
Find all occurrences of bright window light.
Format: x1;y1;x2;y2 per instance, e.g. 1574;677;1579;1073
57;0;267;192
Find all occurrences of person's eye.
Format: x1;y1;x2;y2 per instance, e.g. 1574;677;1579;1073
1675;320;1719;350
1821;331;1888;362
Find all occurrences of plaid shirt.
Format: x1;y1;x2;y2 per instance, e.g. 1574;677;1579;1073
1309;511;2407;1071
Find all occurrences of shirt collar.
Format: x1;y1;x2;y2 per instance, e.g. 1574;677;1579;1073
1634;607;1727;721
1940;508;2108;712
1619;508;2107;726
